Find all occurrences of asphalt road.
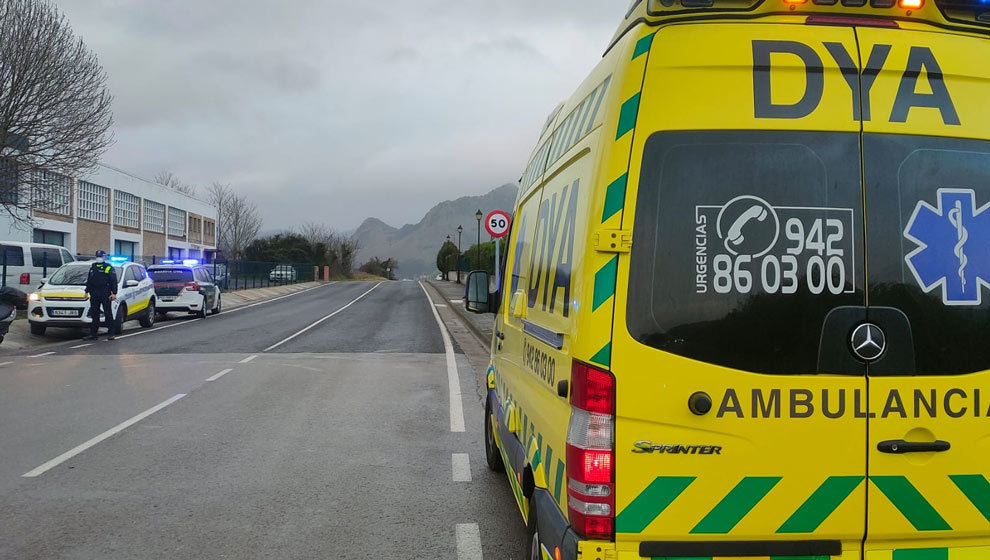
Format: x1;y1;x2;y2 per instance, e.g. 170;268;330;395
0;281;527;559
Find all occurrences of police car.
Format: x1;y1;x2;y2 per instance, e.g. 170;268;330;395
147;260;221;319
466;2;990;559
28;257;156;336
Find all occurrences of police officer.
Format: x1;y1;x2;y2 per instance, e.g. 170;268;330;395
83;250;118;341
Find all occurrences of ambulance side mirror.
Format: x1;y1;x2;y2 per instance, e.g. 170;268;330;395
465;271;496;314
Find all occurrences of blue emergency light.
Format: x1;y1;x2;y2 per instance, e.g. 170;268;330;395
183;259;200;266
160;260;176;264
109;256;129;264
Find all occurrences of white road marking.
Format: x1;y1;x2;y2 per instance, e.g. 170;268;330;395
239;355;258;364
206;368;233;382
435;304;448;308
70;344;93;349
28;352;55;358
449;299;463;304
419;282;465;433
0;361;13;367
455;523;483;560
263;282;383;352
452;453;472;482
22;394;186;478
115;283;333;341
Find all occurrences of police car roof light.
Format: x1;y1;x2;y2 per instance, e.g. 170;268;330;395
160;260;175;264
109;256;129;263
182;259;200;266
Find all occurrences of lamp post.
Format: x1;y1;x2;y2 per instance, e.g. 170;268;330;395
456;225;463;284
475;209;483;272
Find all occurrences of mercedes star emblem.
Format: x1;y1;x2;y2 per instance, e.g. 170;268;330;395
851;323;887;362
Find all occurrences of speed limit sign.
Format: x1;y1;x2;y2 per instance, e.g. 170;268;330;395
485;210;511;238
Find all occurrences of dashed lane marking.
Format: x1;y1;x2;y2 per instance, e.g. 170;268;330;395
22;393;186;478
28;352;55;358
420;282;465;433
0;361;13;367
70;344;93;349
452;453;472;482
455;523;483;560
206;368;233;382
239;355;258;364
263;282;382;352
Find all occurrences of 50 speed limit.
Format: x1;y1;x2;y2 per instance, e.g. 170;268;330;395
713;253;846;295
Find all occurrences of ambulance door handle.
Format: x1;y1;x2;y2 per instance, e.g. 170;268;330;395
878;440;951;454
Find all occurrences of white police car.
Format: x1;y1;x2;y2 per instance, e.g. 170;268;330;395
147;260;221;319
27;257;157;336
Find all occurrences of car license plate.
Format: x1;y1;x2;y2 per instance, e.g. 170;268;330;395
160;296;175;302
50;309;79;317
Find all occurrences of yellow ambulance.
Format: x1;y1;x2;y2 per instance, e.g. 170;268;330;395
465;0;990;558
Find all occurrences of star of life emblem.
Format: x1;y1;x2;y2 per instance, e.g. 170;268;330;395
904;189;990;306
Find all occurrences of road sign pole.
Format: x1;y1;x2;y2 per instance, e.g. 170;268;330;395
495;238;500;290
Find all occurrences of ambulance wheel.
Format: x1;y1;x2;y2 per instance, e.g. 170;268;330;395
485;396;504;473
527;504;541;560
197;296;208;319
139;301;155;328
113;305;125;335
30;323;46;336
211;295;221;315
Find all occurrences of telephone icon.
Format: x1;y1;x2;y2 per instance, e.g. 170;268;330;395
726;205;768;246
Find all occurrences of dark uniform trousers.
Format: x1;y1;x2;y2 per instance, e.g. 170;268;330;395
89;293;114;337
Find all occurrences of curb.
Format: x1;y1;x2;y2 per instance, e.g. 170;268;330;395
425;281;491;351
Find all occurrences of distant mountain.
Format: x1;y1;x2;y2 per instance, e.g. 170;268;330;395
353;184;519;279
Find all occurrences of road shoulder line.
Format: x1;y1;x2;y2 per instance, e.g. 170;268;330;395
420;281;466;433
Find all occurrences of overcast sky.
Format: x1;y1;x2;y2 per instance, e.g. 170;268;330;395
54;1;623;231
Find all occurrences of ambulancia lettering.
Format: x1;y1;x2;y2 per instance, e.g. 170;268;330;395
716;388;986;419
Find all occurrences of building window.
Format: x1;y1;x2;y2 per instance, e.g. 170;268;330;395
168;247;183;260
188;215;201;234
205;220;215;239
34;170;72;216
114;190;140;229
167;207;186;237
114;240;137;259
33;229;66;246
143;200;165;233
0;159;17;205
78;181;110;222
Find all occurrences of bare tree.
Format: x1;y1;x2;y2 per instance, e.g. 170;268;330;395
0;0;114;221
206;182;261;260
299;221;334;247
154;170;197;196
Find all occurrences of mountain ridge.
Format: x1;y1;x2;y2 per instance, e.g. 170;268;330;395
352;183;518;278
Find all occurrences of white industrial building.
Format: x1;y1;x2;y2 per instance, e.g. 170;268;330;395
0;164;217;261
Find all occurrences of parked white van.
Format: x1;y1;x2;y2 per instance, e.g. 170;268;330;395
0;242;76;289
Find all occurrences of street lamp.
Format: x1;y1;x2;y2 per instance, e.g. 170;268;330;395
456;225;463;283
475;209;483;272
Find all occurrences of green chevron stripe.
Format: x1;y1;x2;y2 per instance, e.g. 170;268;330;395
602;174;628;222
950;474;990;522
632;32;657;60
777;476;864;534
892;548;948;560
872;476;951;531
543;445;554;487
590;342;611;368
691;477;782;534
553;459;565;503
616;476;695;534
592;256;619;311
616;93;641;140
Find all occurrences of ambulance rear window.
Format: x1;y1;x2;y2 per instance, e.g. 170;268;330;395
865;134;990;376
626;130;865;375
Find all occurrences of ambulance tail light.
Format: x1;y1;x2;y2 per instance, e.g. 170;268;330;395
566;361;615;540
20;273;30;285
899;0;924;7
184;282;200;292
